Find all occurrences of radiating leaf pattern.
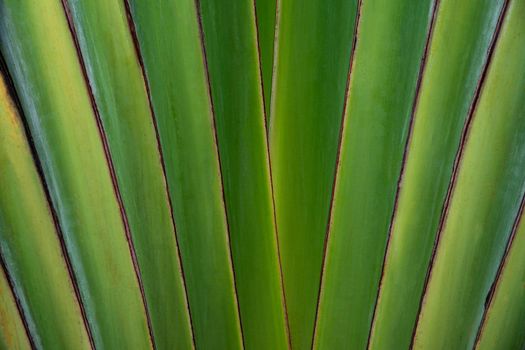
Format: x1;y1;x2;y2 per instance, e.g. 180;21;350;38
413;0;525;347
1;1;152;348
59;0;194;348
127;0;243;348
0;0;524;349
369;0;508;348
197;0;289;348
313;0;435;348
0;72;91;349
270;0;359;347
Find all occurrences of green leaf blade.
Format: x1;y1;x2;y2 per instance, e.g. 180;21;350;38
413;0;525;346
127;0;244;348
255;0;276;115
0;1;152;348
270;0;358;347
476;200;525;350
0;74;92;349
61;0;195;347
198;0;289;348
369;1;507;349
0;266;31;350
314;0;436;348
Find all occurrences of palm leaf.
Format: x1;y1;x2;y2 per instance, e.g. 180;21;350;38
127;0;244;347
0;266;30;350
57;0;194;347
0;71;91;349
270;1;358;347
314;0;435;348
197;0;289;347
369;0;507;348
0;0;524;349
476;197;525;350
254;0;277;115
0;1;152;347
413;0;525;346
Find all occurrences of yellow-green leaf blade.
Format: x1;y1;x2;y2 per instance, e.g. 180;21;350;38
369;1;507;349
61;0;194;347
413;0;525;346
0;74;91;349
0;1;152;348
0;266;30;350
476;200;525;350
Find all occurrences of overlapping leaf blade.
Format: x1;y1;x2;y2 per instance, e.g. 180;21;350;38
369;1;507;348
313;0;435;348
198;0;289;348
270;0;358;347
0;1;523;349
60;0;194;347
0;266;30;350
476;199;525;350
126;0;243;348
0;74;91;349
0;1;152;348
255;0;277;114
413;0;525;346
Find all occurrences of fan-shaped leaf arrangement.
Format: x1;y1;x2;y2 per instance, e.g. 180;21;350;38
0;0;524;349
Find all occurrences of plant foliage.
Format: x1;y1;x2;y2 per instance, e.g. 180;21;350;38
0;0;524;349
